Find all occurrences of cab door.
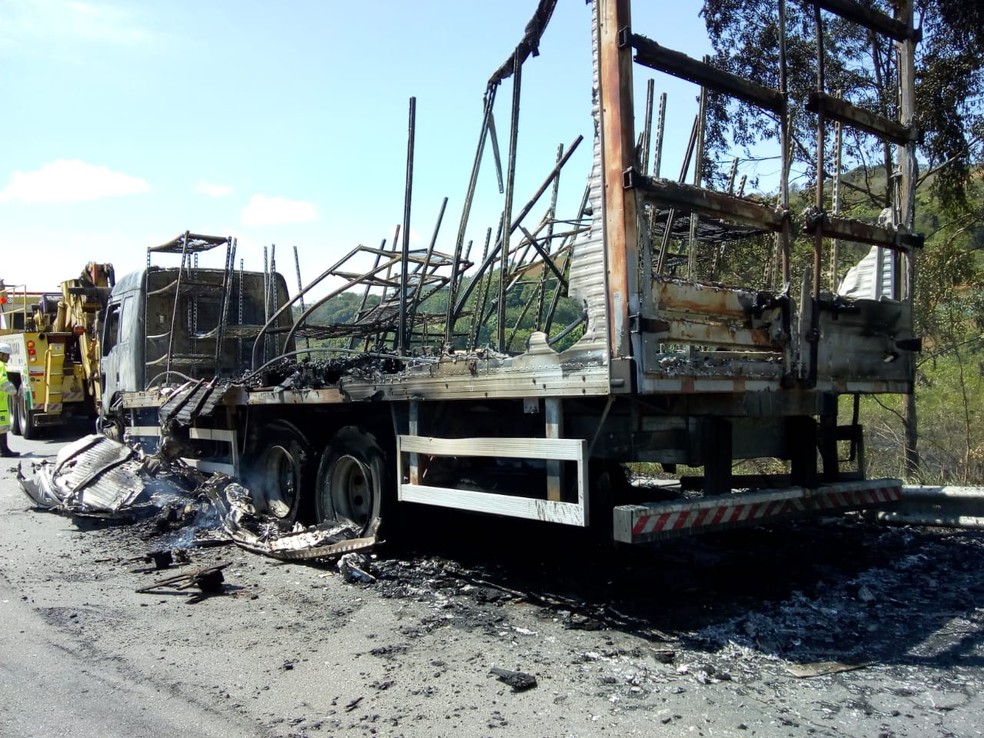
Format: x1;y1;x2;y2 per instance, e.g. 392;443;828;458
100;294;138;416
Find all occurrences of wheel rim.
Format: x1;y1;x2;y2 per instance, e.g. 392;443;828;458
263;445;298;519
327;454;373;528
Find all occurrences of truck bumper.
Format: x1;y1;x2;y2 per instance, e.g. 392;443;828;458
613;479;902;543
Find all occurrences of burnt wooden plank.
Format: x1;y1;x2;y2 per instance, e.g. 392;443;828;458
629;33;784;114
626;171;787;233
803;211;923;251
810;0;912;41
807;92;913;144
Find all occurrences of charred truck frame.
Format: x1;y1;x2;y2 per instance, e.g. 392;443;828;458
115;0;921;544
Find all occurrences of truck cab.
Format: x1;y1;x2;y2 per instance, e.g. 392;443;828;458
101;257;293;422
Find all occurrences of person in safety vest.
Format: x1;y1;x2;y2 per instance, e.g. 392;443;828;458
0;342;19;457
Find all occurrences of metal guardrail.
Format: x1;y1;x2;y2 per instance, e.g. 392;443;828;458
877;486;984;528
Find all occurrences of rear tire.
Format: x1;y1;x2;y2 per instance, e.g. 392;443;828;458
17;392;38;440
8;393;21;436
315;426;389;536
250;422;312;528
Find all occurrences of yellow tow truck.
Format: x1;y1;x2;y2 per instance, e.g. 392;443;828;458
0;264;114;438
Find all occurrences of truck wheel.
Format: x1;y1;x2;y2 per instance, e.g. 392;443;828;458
251;422;311;528
315;426;389;536
17;393;38;440
99;417;123;442
9;393;21;436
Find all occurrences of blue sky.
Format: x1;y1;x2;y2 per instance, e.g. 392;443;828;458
0;1;717;294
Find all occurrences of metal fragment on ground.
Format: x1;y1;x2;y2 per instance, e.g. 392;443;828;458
17;435;148;516
136;562;230;598
338;552;376;583
204;476;377;560
784;661;869;678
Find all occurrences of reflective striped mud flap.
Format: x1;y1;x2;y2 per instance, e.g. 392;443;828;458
613;479;902;544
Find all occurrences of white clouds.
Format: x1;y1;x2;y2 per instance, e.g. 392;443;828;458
241;194;318;226
195;181;232;197
0;1;151;53
0;159;150;203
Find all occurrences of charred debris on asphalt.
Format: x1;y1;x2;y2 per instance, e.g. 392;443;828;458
11;430;984;701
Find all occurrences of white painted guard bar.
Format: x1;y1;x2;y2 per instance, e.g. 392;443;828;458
124;425;239;477
397;435;589;526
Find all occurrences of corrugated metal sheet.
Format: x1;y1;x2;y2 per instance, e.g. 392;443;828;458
564;0;609;360
19;435;147;515
838;245;896;299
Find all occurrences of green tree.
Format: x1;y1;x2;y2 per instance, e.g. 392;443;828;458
700;0;984;482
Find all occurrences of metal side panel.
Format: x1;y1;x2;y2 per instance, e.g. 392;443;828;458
346;362;613;402
185;427;239;477
124;425;239;477
397;434;588;526
614;479;902;543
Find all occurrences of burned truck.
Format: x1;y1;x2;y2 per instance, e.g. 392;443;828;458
116;0;920;545
100;233;293;440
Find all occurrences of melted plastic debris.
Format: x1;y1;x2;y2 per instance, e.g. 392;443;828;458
251;355;403;391
17;434;204;518
17;434;376;560
202;475;377;560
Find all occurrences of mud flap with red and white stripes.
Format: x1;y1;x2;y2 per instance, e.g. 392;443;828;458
612;479;902;544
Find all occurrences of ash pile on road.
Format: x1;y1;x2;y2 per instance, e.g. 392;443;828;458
311;515;984;684
16;437;984;695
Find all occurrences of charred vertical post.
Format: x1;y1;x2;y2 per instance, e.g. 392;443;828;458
545;397;563;501
408;196;447;342
686;81;707;278
215;237;236;371
831;105;843;287
163;230;190;388
640;78;655;174
808;3;826;386
399;97;416;354
655;115;698;274
535;143;564;331
778;0;792;287
293;245;311;351
653;91;666;178
445;88;497;345
268;244;279;356
471;227;494;349
498;52;522;353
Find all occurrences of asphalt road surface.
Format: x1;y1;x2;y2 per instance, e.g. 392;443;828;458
3;426;984;737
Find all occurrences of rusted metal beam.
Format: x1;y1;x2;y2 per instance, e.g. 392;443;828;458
487;0;558;86
630;33;784;115
809;0;913;41
802;209;923;251
807;92;913;144
628;172;787;233
599;0;638;371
